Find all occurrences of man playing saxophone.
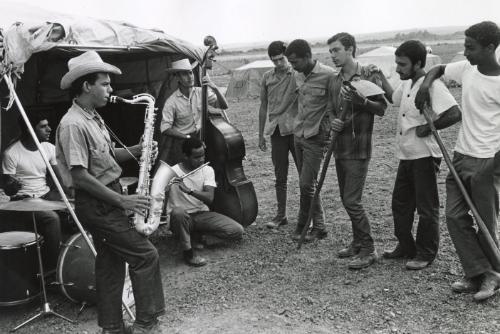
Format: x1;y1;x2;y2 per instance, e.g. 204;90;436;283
166;137;244;267
56;51;165;334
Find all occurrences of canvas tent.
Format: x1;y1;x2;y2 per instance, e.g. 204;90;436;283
0;2;205;177
225;60;274;99
357;46;442;88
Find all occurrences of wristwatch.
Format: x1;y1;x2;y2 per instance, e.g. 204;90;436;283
187;189;194;195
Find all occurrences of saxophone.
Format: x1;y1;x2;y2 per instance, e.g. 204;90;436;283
109;94;159;236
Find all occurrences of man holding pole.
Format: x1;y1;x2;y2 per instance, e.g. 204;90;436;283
415;21;500;301
328;32;389;269
385;40;460;270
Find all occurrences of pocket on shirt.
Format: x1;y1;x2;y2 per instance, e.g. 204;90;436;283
89;147;115;179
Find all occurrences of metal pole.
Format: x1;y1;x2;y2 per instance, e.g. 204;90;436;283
3;74;136;320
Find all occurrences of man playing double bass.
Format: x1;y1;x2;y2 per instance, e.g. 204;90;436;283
159;58;228;165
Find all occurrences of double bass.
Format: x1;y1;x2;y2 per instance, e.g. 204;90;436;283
199;36;258;227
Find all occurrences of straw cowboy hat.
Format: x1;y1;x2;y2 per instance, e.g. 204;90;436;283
166;58;196;73
60;51;122;90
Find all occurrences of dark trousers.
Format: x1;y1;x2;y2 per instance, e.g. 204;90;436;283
158;130;199;166
75;183;165;329
270;127;298;219
446;152;499;278
391;157;441;260
294;134;327;230
335;158;374;252
169;208;244;251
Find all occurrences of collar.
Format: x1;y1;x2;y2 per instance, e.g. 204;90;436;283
73;99;98;120
175;88;194;100
274;65;293;75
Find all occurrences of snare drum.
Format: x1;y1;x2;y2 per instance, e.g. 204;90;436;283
0;231;42;306
57;232;135;310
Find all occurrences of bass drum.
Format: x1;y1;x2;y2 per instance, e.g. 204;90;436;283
57;232;134;309
0;231;42;306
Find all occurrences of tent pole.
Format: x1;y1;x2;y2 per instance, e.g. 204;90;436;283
2;74;136;320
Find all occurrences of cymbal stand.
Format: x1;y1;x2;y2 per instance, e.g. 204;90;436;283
11;213;75;332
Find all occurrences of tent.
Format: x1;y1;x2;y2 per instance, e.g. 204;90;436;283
357;46;442;88
0;2;205;177
225;60;274;99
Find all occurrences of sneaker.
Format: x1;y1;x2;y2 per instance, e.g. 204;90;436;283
405;258;432;270
473;271;500;302
451;277;480;293
304;229;328;243
338;244;361;258
382;244;411;259
265;216;288;229
348;251;377;270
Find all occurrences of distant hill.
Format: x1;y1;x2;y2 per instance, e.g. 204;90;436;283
221;25;468;53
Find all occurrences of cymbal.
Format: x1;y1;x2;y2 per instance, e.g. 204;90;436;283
119;177;138;188
0;198;68;212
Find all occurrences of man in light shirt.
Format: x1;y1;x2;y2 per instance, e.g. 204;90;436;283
415;21;500;302
384;40;460;270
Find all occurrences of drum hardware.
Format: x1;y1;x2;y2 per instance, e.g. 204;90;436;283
0;202;75;331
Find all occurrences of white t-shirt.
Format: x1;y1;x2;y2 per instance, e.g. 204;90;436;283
166;164;216;214
2;141;57;198
444;60;500;158
392;77;457;160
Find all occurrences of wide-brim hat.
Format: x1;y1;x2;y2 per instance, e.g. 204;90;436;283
60;51;122;90
349;79;385;97
166;58;195;73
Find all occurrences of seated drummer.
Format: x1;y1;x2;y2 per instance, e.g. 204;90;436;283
167;137;244;266
1;111;68;270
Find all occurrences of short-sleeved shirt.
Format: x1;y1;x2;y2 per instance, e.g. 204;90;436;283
166;164;216;214
392;77;458;160
2;141;56;198
56;102;122;188
332;64;387;159
444;60;500;158
293;61;337;139
160;87;218;134
260;66;297;136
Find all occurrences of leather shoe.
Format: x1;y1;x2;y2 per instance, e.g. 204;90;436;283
348;251;377;270
265;217;288;229
405;259;431;270
382;244;410;259
338;244;361;258
473;271;500;301
184;254;207;267
451;277;480;293
291;226;305;241
304;229;328;242
102;322;133;334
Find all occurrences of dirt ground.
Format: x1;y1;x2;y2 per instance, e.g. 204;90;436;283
2;87;500;334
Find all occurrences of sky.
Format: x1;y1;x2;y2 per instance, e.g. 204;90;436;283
8;0;500;47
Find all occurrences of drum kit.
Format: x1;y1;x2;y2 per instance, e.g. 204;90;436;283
0;196;135;331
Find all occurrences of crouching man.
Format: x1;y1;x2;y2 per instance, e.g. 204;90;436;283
167;137;244;266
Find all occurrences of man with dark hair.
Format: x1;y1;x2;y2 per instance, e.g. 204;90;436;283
167;137;244;266
57;51;165;333
384;40;461;270
415;21;500;301
259;40;298;229
284;39;336;242
328;32;390;269
1;112;65;270
159;58;228;165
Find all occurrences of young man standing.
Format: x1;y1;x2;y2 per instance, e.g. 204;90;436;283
57;51;165;333
159;59;228;165
415;21;500;301
284;39;336;242
328;32;389;269
258;41;298;229
385;40;460;270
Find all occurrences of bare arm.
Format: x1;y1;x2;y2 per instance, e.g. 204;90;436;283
71;166;149;214
415;65;447;110
416;105;462;137
114;144;141;163
203;76;228;110
378;71;394;104
258;80;268;152
172;180;214;206
2;174;21;196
